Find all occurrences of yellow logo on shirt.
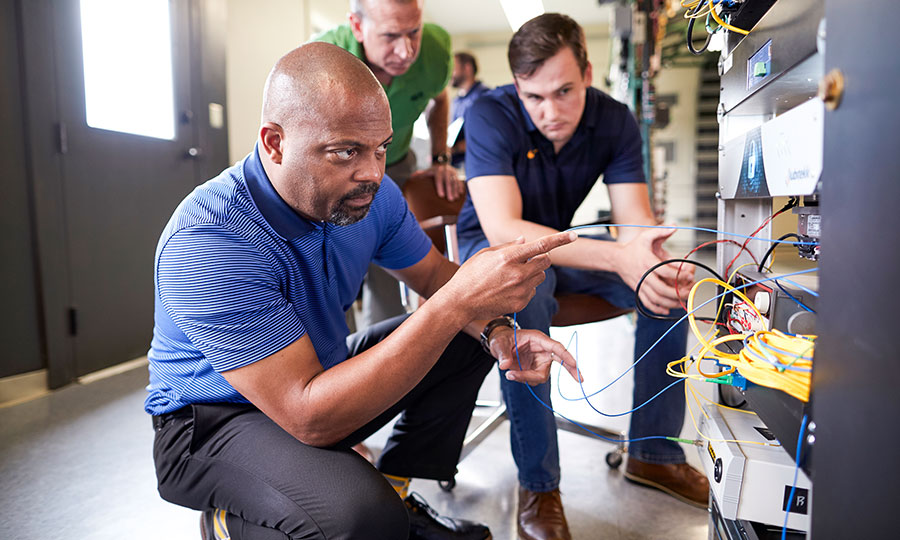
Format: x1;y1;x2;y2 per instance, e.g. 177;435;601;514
527;149;538;159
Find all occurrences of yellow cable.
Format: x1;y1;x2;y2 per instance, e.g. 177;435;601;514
708;0;750;35
728;262;757;286
684;278;813;402
683;378;779;447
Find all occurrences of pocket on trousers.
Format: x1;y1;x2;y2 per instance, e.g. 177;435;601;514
189;403;256;454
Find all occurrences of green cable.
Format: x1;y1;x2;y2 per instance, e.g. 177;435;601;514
667;437;703;446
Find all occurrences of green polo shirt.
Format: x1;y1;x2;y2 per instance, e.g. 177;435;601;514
313;23;452;166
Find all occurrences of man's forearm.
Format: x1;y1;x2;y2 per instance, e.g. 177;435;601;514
399;257;488;341
427;91;450;155
298;292;471;446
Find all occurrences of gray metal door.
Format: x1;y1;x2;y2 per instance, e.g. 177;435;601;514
52;0;202;377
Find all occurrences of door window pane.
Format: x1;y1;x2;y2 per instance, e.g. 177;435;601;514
80;0;175;140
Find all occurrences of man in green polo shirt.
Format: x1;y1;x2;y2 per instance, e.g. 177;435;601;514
315;0;464;328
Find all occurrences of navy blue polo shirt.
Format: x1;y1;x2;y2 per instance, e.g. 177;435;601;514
457;84;645;250
145;146;431;415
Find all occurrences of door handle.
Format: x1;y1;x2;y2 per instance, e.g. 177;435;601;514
185;147;202;159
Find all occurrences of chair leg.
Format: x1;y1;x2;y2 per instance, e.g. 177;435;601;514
554;417;627;469
458;402;508;463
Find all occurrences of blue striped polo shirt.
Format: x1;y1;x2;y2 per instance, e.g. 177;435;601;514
145;146;432;415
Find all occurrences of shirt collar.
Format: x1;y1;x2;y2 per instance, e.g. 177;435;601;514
242;144;318;241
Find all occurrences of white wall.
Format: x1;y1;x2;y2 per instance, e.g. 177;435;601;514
225;0;307;163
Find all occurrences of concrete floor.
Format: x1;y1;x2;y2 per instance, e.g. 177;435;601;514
0;315;711;539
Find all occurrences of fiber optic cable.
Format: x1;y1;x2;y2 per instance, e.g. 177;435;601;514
782;415;809;540
522;269;816;442
707;0;750;35
553;269;815;407
566;223;817;247
685;279;814;401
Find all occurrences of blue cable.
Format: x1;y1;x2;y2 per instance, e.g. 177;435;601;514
742;334;813;373
553;268;817;408
774;277;820;298
511;312;674;444
782;414;809;540
775;282;816;313
566;223;819;247
510;269;818;442
567;222;821;318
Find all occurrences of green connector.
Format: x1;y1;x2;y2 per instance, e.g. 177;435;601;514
667;437;704;447
754;61;769;77
704;375;734;385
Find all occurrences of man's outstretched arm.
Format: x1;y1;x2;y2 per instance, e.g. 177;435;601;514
222;232;576;447
468;176;692;314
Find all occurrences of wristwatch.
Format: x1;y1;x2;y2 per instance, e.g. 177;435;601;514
480;316;520;354
432;150;451;165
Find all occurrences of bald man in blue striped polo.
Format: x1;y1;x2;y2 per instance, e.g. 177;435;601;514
145;42;580;540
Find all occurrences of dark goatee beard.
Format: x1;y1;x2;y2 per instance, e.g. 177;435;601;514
328;181;380;226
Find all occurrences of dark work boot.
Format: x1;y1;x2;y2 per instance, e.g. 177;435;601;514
405;492;492;539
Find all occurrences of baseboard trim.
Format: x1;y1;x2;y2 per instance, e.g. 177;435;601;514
0;356;150;408
0;369;49;408
77;356;148;385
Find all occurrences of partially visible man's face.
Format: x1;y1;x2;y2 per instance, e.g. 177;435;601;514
514;47;592;151
450;59;469;89
350;0;424;78
278;91;393;226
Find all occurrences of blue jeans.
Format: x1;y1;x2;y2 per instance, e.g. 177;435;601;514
461;236;688;491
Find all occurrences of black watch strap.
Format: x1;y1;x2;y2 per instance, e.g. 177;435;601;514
432;151;451;165
480;316;519;354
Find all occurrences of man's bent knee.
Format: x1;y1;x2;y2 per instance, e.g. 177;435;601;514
335;490;409;539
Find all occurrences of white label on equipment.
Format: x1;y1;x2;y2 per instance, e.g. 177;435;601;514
723;54;734;75
807;214;821;236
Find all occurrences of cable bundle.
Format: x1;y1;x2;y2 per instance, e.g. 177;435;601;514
684;277;814;402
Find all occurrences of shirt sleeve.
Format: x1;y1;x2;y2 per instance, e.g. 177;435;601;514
371;177;433;270
464;95;520;180
602;108;646;184
156;225;306;373
423;23;452;96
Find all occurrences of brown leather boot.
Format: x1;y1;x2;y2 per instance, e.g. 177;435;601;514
517;487;571;540
624;457;710;508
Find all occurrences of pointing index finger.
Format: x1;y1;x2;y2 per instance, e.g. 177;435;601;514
508;232;577;262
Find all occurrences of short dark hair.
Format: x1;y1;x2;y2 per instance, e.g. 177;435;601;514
454;52;478;76
507;13;588;78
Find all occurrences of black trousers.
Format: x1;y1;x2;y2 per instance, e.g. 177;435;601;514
152;315;494;539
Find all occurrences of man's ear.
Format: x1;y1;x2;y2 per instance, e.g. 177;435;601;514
349;12;364;43
584;61;593;88
259;122;285;165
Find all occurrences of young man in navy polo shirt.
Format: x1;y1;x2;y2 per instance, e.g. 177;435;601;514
457;13;709;540
146;42;580;540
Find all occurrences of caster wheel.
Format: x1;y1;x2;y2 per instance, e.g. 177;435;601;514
606;451;623;469
438;478;456;492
